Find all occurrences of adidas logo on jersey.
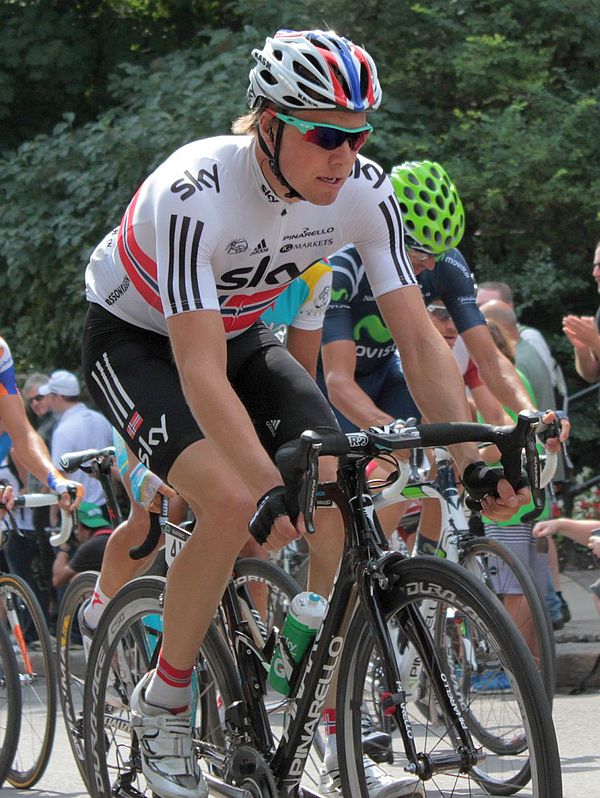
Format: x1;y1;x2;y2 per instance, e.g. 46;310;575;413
266;418;281;436
250;238;268;255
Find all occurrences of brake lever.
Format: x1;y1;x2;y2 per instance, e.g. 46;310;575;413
298;440;321;535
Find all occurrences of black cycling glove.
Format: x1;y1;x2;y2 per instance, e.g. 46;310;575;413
462;460;528;508
248;486;293;545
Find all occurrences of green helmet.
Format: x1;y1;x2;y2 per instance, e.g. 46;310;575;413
389;160;465;255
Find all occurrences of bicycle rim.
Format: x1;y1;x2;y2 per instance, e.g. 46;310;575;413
0;573;56;788
337;558;562;797
0;618;21;787
461;537;555;702
84;576;241;798
56;570;98;790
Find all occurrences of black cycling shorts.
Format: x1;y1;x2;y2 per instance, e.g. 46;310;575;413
82;303;339;481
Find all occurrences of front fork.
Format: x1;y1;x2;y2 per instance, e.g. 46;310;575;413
356;555;480;778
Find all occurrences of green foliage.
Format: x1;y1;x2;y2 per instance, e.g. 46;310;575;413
1;0;600;468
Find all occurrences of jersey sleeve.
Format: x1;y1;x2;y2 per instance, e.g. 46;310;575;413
321;249;358;345
289;261;333;331
0;338;18;397
339;158;417;298
436;251;485;334
152;162;223;320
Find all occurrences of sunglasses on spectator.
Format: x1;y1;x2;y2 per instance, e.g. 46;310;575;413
427;304;453;322
268;110;373;151
29;394;44;403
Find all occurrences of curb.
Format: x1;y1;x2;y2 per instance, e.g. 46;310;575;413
555;640;600;689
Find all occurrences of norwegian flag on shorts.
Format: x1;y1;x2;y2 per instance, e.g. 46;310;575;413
127;411;143;439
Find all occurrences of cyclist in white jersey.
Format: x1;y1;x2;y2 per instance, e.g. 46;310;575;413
82;29;530;798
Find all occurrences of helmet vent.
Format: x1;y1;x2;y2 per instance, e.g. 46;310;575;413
301;53;328;80
261;70;278;86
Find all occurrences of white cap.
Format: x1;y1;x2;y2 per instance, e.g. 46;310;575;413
39;369;80;397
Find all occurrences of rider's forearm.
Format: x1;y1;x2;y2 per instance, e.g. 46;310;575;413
400;335;481;472
477;353;534;415
326;374;394;429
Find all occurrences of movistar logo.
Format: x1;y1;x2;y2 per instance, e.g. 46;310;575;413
332;287;349;301
354;315;392;344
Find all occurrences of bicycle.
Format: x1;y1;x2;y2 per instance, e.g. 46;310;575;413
370;443;557;702
54;445;118;789
84;411;561;797
0;493;72;788
0;605;21;788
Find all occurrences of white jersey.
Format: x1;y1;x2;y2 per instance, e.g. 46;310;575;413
85;135;416;338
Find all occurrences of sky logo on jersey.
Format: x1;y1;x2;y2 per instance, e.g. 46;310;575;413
170;164;220;200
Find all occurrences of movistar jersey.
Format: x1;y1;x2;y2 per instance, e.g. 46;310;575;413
85;136;416;339
0;337;18;398
260;260;332;342
321;244;485;376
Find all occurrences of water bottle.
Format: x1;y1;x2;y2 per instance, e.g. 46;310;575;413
268;592;327;696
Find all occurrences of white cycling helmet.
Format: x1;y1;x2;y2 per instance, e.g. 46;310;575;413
248;29;382;112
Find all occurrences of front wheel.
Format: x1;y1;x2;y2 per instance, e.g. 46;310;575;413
0;572;57;789
56;570;98;790
337;558;562;798
83;576;242;798
0;617;21;787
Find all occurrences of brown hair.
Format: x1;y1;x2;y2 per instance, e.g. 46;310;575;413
478;281;513;304
232;98;273;136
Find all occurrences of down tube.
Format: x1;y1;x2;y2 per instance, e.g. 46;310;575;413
272;557;357;796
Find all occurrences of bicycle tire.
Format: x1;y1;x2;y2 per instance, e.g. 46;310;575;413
461;537;555;702
83;575;242;798
55;569;98;790
0;572;57;788
0;616;21;787
337;557;562;798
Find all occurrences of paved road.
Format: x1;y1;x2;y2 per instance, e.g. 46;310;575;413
2;689;598;797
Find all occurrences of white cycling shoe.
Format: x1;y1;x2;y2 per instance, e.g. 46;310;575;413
319;752;425;797
130;672;207;798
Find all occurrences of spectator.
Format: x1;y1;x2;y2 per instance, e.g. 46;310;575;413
52;501;112;587
39;370;112;513
20;372;59;590
479;300;557;421
534;517;600;615
479;304;569;628
477;280;568;409
562;240;600;383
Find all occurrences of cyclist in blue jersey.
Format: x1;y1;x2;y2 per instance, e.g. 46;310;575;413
260;259;332;377
320;161;568;439
0;336;83;512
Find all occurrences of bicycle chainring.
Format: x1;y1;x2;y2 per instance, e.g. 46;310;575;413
223;745;277;798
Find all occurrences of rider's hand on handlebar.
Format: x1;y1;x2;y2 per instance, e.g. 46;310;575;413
462;460;530;522
0;483;14;516
479;479;530;521
539;409;570;454
264;513;304;553
55;479;85;511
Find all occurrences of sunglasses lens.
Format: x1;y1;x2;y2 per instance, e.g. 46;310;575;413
304;127;370;151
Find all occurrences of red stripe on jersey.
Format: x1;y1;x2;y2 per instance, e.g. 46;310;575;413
117;188;163;313
221;285;287;334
